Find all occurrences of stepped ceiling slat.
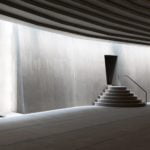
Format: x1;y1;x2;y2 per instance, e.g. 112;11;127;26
0;0;150;45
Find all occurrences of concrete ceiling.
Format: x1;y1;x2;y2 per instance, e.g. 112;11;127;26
0;0;150;45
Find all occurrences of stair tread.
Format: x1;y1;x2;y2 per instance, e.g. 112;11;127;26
95;102;146;107
98;99;140;101
106;89;130;91
108;85;126;88
94;85;145;107
99;100;141;103
100;95;137;97
98;99;140;102
103;94;134;96
102;97;135;99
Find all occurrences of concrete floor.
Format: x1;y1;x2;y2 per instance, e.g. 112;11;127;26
1;105;150;150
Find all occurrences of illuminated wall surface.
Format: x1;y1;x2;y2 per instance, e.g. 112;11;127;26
0;19;17;113
0;18;150;113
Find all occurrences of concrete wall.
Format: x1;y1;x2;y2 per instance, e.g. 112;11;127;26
114;43;150;103
17;25;115;113
1;17;150;114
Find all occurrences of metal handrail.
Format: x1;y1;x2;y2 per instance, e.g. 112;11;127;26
118;75;147;104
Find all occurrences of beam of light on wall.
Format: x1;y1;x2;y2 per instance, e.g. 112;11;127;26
1;15;150;113
0;19;17;113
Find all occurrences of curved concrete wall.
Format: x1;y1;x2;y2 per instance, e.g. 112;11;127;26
17;25;115;113
1;17;150;113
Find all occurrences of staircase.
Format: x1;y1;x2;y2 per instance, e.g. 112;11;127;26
94;85;145;107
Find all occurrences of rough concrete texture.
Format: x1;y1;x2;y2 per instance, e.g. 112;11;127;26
0;105;150;150
114;43;150;103
16;23;115;113
16;25;150;113
1;17;150;113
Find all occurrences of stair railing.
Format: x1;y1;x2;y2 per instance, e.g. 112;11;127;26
118;75;147;104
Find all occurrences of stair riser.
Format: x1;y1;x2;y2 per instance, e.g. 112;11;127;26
105;90;130;93
107;87;127;90
108;86;126;88
100;96;137;100
103;93;134;96
97;98;140;102
98;94;134;99
99;100;141;103
95;102;146;107
95;86;145;107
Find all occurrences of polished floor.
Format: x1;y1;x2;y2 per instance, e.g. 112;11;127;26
1;104;150;150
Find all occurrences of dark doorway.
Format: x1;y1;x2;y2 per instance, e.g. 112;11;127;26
105;55;117;85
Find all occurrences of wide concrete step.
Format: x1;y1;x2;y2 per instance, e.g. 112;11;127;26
100;96;137;100
108;85;126;88
107;86;127;90
99;99;141;103
94;85;145;107
103;93;134;96
95;102;146;107
105;89;130;93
